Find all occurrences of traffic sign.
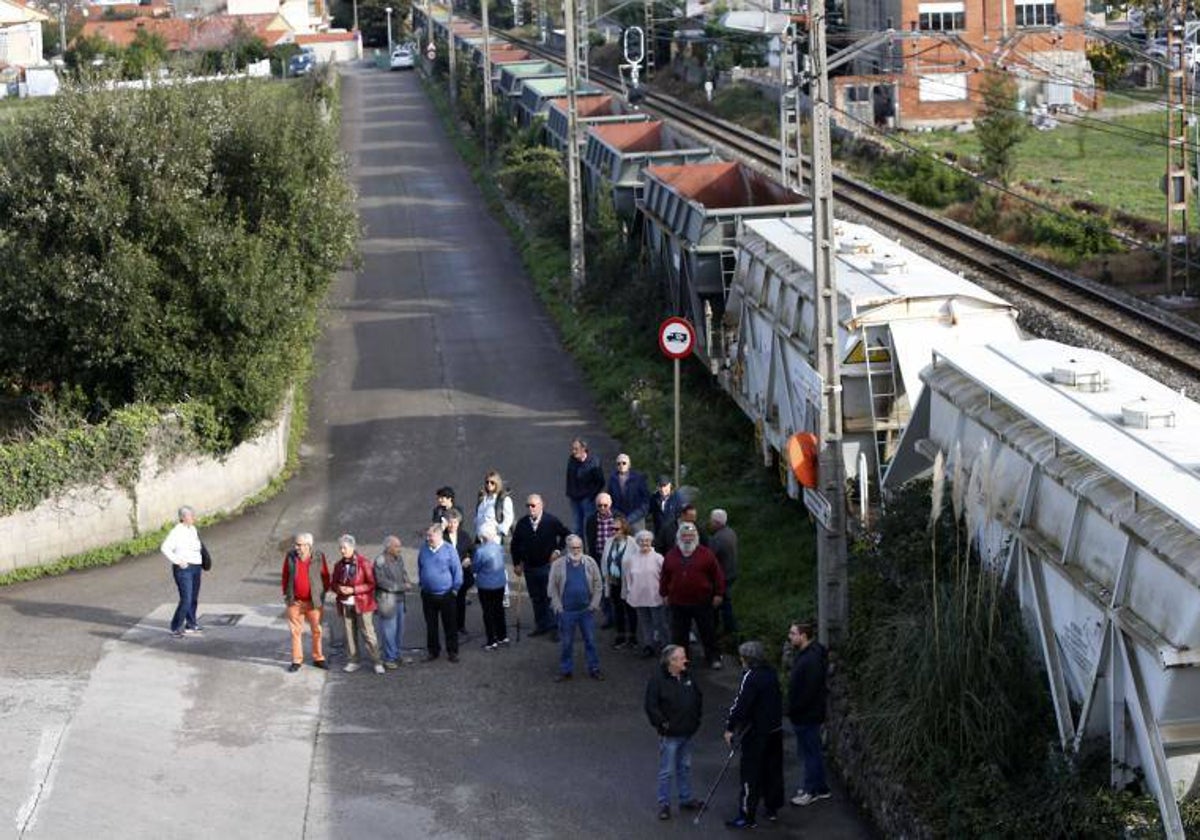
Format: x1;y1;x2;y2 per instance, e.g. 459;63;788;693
803;487;832;529
426;42;437;61
658;317;695;360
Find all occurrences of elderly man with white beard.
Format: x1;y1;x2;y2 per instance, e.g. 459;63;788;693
659;521;726;670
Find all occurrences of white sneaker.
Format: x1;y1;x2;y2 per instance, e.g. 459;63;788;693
343;662;360;673
791;791;831;806
373;664;386;675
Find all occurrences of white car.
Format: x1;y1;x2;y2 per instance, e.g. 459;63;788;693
390;46;415;70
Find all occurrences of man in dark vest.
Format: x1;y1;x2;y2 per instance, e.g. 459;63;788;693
510;493;571;638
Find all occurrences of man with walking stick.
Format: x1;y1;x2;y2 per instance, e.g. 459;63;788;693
724;640;785;829
644;645;703;821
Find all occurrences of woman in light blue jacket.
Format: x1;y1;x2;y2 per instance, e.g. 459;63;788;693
474;522;509;650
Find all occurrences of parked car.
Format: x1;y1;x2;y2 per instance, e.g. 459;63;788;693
289;49;316;76
1147;37;1200;69
390;45;415;70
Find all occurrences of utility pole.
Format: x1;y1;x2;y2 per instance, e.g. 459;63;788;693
576;0;590;81
779;21;802;190
1165;0;1190;296
564;0;587;295
448;0;457;108
481;0;494;154
807;0;848;647
643;0;655;77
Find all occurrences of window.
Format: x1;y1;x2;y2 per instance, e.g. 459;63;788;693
1015;1;1056;26
918;73;968;101
918;1;965;31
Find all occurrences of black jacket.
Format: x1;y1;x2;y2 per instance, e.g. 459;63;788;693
645;665;703;737
787;641;828;726
565;454;606;502
726;664;783;739
510;513;570;569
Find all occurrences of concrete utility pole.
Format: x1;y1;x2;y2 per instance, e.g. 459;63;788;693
481;0;493;120
448;0;457;108
807;0;848;647
779;22;802;191
1165;0;1190;296
564;0;587;295
576;0;590;81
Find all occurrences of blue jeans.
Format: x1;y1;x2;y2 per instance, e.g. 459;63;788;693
170;565;201;633
375;602;405;663
558;608;599;675
568;496;595;540
525;565;553;633
657;735;694;806
794;723;828;795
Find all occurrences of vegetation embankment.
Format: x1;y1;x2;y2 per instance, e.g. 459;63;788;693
0;69;357;584
423;52;816;647
424;44;1195;836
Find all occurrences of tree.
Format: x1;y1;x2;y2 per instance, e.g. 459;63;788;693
974;68;1026;187
123;28;168;78
0;82;358;444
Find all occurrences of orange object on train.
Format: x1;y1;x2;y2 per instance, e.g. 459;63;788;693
786;432;819;488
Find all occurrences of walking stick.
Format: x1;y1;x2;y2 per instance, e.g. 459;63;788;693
694;730;744;826
512;579;523;642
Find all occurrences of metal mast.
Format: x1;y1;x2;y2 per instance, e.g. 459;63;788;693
564;0;587;295
481;0;494;119
1166;1;1190;296
643;0;655;77
576;0;590;81
448;0;457;108
779;18;802;191
808;0;848;646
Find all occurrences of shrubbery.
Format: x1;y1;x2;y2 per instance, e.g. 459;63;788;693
0;79;358;450
870;153;979;208
849;481;1176;837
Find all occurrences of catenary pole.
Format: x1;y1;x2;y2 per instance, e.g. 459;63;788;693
808;0;847;647
564;0;586;295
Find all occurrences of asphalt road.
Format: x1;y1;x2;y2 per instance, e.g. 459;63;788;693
0;66;874;840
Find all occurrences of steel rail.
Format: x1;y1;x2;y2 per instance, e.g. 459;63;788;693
473;25;1200;375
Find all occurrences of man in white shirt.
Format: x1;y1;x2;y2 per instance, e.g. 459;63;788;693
161;505;204;637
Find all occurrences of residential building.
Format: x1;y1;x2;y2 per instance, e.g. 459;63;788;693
0;0;48;67
839;0;1093;128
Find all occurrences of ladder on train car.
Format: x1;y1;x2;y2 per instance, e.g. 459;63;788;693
860;324;898;479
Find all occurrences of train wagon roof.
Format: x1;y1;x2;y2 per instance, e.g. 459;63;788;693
929;339;1200;533
742;216;1013;308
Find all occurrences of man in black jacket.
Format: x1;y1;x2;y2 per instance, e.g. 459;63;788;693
724;640;785;829
510;494;571;637
787;620;831;806
644;645;704;821
565;438;606;537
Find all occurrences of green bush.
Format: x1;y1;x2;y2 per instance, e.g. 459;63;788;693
1029;208;1118;258
0;80;357;446
870;153;978;208
849;481;1176;837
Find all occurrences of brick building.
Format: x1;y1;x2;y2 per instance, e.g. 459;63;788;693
837;0;1093;129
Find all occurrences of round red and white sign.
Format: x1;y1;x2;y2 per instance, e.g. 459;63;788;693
426;42;437;61
658;317;695;360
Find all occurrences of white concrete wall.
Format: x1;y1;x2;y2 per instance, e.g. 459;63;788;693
0;400;292;576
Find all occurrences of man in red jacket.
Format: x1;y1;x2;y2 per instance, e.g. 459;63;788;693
659;522;726;670
332;534;385;675
281;532;332;672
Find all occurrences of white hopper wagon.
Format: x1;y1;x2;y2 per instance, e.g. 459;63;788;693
884;339;1200;837
720;215;1021;496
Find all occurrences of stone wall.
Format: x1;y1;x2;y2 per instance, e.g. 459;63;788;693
827;663;934;840
0;401;292;575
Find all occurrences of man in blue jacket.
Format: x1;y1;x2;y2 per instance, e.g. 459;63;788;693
418;521;462;662
724;640;785;829
607;453;650;533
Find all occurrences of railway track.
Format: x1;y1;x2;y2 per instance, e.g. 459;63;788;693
481;28;1200;378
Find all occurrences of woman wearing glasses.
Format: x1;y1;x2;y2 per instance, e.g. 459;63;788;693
475;469;515;545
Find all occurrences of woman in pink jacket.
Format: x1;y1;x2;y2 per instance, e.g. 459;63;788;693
624;530;667;658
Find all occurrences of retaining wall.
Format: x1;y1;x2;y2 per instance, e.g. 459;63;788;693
0;400;292;575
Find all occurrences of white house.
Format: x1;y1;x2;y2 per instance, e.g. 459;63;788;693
0;0;48;66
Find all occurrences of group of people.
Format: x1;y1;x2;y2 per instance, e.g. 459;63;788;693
162;438;831;826
645;621;832;829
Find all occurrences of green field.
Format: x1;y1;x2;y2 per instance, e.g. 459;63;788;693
900;97;1187;227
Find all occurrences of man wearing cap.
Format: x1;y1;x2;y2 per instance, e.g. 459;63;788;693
607;453;650;533
660;522;725;669
432;486;456;526
650;476;680;546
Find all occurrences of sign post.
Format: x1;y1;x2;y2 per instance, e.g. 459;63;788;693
658;317;695;488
